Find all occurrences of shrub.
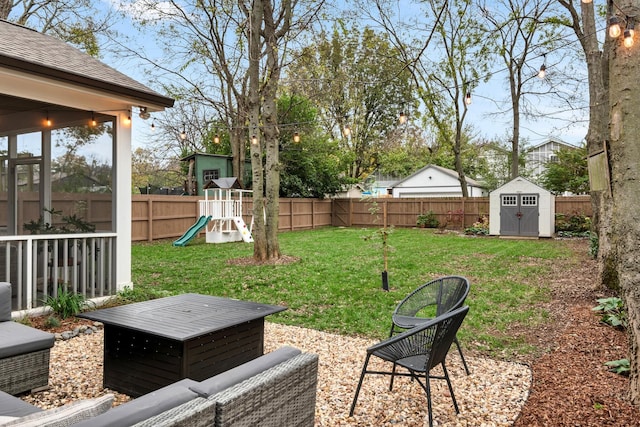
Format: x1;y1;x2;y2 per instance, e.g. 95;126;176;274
43;285;93;319
605;359;630;376
464;215;489;235
113;285;169;305
555;212;591;233
592;297;627;329
16;316;32;327
44;315;61;329
417;211;439;228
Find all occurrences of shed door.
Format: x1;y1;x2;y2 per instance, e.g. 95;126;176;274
500;194;539;237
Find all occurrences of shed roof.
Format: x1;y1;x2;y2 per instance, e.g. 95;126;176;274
0;19;174;109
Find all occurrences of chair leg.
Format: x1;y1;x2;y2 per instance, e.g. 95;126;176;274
425;373;434;427
388;324;399;390
389;362;397;391
349;354;372;417
441;362;460;414
454;336;470;375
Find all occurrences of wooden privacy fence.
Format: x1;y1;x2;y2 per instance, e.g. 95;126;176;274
131;195;592;242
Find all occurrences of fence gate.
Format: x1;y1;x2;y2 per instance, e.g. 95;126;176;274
500;194;539;237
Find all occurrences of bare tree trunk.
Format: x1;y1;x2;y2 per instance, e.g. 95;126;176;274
581;3;616;290
454;122;469;198
510;79;521;179
247;0;267;260
607;0;640;403
261;0;285;259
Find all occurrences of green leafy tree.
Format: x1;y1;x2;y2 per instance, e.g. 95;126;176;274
278;93;353;198
540;145;588;195
286;24;415;180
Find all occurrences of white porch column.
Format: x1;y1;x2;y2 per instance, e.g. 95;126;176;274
114;111;133;291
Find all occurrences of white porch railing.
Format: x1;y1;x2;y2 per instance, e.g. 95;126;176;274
0;233;116;311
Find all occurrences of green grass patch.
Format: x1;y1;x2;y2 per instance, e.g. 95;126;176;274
132;227;574;359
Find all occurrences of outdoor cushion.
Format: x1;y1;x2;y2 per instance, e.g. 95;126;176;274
73;380;200;427
0;322;55;359
188;345;302;397
0;390;41;418
1;393;113;426
0;282;11;322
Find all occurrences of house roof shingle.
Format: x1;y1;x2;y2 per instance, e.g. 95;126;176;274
0;19;174;108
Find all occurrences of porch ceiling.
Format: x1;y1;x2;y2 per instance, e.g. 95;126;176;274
0;93;113;136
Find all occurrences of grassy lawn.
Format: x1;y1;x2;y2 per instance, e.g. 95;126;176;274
131;227;580;359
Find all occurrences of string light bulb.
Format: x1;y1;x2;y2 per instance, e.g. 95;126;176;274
464;92;472;105
538;64;546;79
45;112;52;127
399;111;407;125
293;132;301;143
151;122;156;131
213;133;220;144
90;112;97;127
251;134;259;145
609;16;622;38
624;28;635;47
180;127;186;140
581;0;592;3
624;18;636;48
343;124;351;137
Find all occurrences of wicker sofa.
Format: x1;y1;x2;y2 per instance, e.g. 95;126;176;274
0;282;55;395
0;345;319;427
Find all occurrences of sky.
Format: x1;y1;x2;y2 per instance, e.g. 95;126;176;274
97;0;591;151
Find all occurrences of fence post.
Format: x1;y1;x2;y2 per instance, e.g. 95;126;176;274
147;198;153;242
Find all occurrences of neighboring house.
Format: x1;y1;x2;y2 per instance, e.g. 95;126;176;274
180;152;251;196
477;139;578;188
0;20;174;311
391;164;487;198
362;179;399;198
332;184;365;199
526;139;578;182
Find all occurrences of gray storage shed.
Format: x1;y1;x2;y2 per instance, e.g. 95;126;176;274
489;177;555;237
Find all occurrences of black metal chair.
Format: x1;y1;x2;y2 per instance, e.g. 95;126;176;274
390;275;470;375
349;306;470;427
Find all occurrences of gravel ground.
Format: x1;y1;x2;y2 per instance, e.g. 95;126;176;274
20;321;531;426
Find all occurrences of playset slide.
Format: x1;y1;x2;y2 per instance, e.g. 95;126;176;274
173;215;211;247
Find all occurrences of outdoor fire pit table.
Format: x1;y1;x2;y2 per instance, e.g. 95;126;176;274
79;293;286;397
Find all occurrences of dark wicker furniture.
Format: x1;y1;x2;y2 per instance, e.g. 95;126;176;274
390;275;471;375
0;282;55;395
79;293;286;397
350;306;470;427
